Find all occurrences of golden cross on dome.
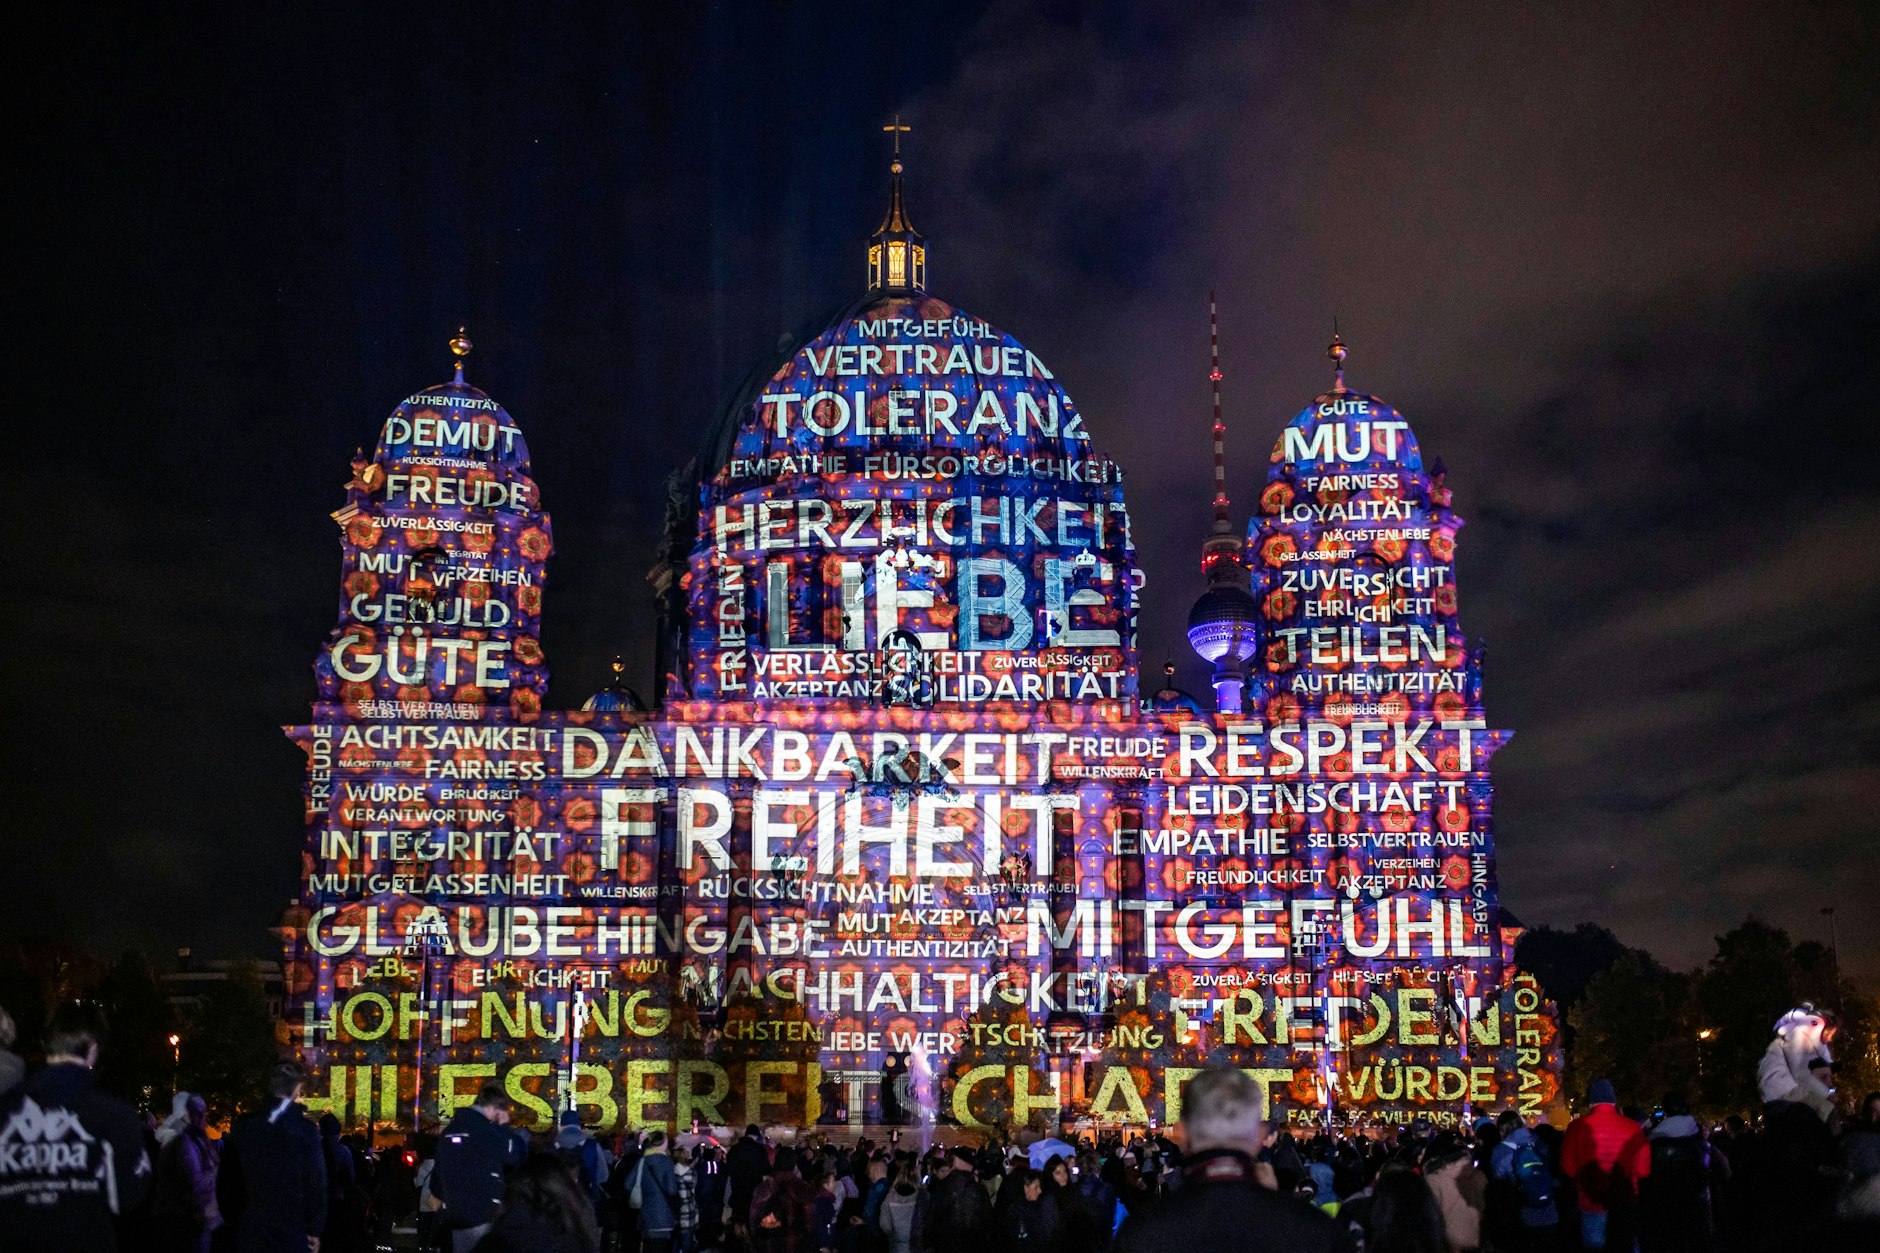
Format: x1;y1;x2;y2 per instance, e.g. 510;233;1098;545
883;115;910;156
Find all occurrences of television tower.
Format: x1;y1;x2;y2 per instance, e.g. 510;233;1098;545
1185;292;1260;713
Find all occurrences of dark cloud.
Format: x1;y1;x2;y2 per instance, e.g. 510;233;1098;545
898;1;1880;978
5;2;1875;980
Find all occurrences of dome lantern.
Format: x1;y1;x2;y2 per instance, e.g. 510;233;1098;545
1328;323;1349;393
866;116;926;294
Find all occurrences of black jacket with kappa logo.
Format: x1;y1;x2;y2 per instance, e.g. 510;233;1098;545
0;1061;153;1253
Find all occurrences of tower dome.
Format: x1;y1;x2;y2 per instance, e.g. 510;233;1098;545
1245;334;1479;725
582;656;645;714
1186;584;1261;653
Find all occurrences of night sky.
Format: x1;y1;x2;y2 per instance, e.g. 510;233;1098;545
7;2;1877;980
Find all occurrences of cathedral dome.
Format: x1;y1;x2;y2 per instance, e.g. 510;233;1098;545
681;288;1140;706
701;291;1105;494
1243;338;1475;726
666;142;1142;709
364;331;539;511
1260;387;1424;481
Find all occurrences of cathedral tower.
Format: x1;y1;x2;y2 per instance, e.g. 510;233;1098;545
312;330;553;721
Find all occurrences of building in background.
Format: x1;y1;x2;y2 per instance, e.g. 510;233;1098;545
163;949;286;1019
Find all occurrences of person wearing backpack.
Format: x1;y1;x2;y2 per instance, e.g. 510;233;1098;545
626;1130;681;1252
432;1081;520;1252
749;1147;816;1253
1490;1111;1560;1253
1639;1094;1710;1253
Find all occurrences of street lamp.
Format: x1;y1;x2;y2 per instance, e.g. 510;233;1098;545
1696;1029;1713;1082
167;1033;180;1069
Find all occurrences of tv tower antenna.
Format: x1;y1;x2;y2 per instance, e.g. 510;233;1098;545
1186;289;1258;714
1210;291;1230;531
1200;291;1245;582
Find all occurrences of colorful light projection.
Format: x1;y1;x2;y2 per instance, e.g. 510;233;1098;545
282;327;1559;1137
684;295;1139;708
314;335;552;724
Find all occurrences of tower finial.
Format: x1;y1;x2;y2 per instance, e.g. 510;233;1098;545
867;118;925;293
450;326;473;384
1327;319;1348;392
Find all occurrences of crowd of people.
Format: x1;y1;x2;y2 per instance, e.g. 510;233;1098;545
2;1003;1876;1253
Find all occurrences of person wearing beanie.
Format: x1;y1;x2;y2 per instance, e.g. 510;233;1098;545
1560;1078;1650;1250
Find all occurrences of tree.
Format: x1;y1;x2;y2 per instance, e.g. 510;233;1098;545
1567;953;1694;1111
0;943;54;1059
178;961;279;1124
1689;917;1877;1116
1515;924;1633;1055
0;941;106;1058
1691;917;1810;1113
92;951;176;1113
1831;987;1880;1106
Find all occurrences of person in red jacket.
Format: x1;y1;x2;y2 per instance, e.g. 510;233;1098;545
1561;1079;1651;1251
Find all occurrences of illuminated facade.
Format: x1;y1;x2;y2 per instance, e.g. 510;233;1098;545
282;154;1562;1137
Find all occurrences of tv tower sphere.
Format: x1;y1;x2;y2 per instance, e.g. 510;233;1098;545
1186;582;1260;711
